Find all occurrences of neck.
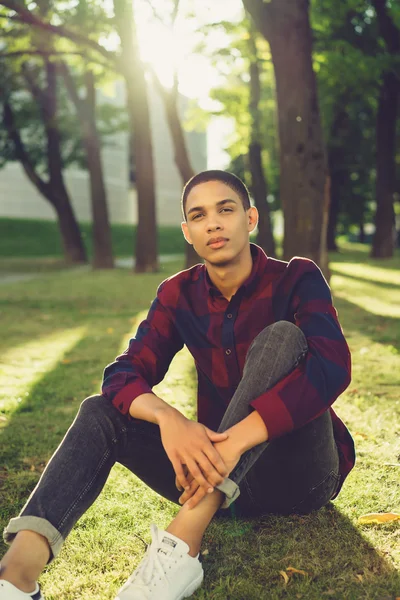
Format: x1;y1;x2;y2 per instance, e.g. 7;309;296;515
206;245;253;301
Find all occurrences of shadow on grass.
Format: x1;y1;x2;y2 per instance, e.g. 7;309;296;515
197;505;400;599
331;268;400;291
329;245;400;271
332;294;400;351
1;343;399;600
1;254;399;598
0;310;136;534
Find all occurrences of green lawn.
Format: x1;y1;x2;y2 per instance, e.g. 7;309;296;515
0;217;186;259
0;243;399;600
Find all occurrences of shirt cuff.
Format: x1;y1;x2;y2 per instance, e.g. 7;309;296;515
250;388;294;440
112;380;153;416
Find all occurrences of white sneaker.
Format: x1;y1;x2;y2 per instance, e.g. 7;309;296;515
0;580;44;599
115;524;204;600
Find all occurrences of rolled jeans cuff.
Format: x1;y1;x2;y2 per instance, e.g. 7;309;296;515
3;516;63;562
216;477;240;508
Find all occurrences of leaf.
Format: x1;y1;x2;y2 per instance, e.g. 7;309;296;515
354;431;368;439
287;566;309;576
358;512;400;525
355;574;363;582
279;570;289;585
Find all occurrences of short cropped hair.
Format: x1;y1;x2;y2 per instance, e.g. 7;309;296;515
181;170;251;220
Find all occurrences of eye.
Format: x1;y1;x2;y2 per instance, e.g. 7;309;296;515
220;208;233;213
192;213;203;220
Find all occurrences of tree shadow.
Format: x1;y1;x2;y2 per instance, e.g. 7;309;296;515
197;505;400;599
329;246;400;272
331;268;400;291
0;312;135;537
331;294;400;351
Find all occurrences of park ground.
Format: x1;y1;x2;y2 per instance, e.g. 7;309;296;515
0;239;399;599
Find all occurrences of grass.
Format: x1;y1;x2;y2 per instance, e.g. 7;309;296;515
0;217;186;259
0;242;399;599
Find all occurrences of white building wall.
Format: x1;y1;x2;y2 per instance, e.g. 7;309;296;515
0;79;207;226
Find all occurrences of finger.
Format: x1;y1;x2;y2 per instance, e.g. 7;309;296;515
196;453;226;488
203;445;228;479
186;486;208;510
172;459;190;491
204;428;229;442
186;459;213;493
175;476;183;491
179;480;199;505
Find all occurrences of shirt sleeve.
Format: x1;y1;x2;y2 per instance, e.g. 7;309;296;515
101;282;183;416
250;259;351;439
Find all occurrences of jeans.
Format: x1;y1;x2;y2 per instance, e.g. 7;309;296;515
4;321;340;560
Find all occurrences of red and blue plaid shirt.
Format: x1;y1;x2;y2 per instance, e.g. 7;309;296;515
102;244;354;497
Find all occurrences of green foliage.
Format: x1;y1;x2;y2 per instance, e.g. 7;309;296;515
311;0;400;231
0;0;126;175
201;17;280;204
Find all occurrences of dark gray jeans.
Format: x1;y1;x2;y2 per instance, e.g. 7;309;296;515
4;321;340;560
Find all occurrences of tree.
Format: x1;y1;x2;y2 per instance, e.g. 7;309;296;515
146;0;200;268
243;0;329;274
195;16;278;254
370;0;400;258
247;19;276;256
2;60;88;265
113;0;158;272
58;63;114;268
1;0;159;272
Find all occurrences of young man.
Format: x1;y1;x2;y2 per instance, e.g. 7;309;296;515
0;170;354;600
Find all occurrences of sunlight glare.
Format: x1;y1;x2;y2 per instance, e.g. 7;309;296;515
0;326;87;415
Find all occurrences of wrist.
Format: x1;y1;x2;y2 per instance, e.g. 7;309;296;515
154;404;184;427
225;411;269;454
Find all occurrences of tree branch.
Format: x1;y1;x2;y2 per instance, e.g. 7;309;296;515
2;100;51;200
0;0;120;68
57;60;88;120
0;50;87;59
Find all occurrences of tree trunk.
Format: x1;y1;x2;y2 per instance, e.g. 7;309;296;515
370;0;399;259
152;72;199;268
114;0;158;273
326;184;339;252
358;216;365;244
59;63;114;268
44;61;88;264
51;190;88;263
243;0;329;275
326;107;350;252
247;29;276;257
371;71;397;258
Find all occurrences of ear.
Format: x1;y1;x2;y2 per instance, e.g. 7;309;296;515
181;221;193;245
247;206;259;233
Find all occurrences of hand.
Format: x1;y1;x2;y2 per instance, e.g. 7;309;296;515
158;409;229;496
178;436;241;510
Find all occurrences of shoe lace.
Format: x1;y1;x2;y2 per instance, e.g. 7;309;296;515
123;545;181;597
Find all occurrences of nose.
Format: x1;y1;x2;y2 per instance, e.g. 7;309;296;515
206;214;223;233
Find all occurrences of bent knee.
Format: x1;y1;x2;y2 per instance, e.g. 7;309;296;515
257;320;307;345
79;394;111;417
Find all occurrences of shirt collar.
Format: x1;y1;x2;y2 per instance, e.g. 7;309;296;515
203;243;268;298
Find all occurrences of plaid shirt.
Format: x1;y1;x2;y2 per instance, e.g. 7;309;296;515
102;244;354;498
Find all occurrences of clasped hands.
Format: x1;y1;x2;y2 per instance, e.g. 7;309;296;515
158;409;241;510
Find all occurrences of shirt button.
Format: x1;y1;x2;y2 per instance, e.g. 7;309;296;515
227;313;233;319
225;349;232;355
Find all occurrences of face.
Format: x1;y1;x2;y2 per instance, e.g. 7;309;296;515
181;180;258;266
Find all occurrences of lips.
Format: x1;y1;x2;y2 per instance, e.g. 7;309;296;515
207;237;229;247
